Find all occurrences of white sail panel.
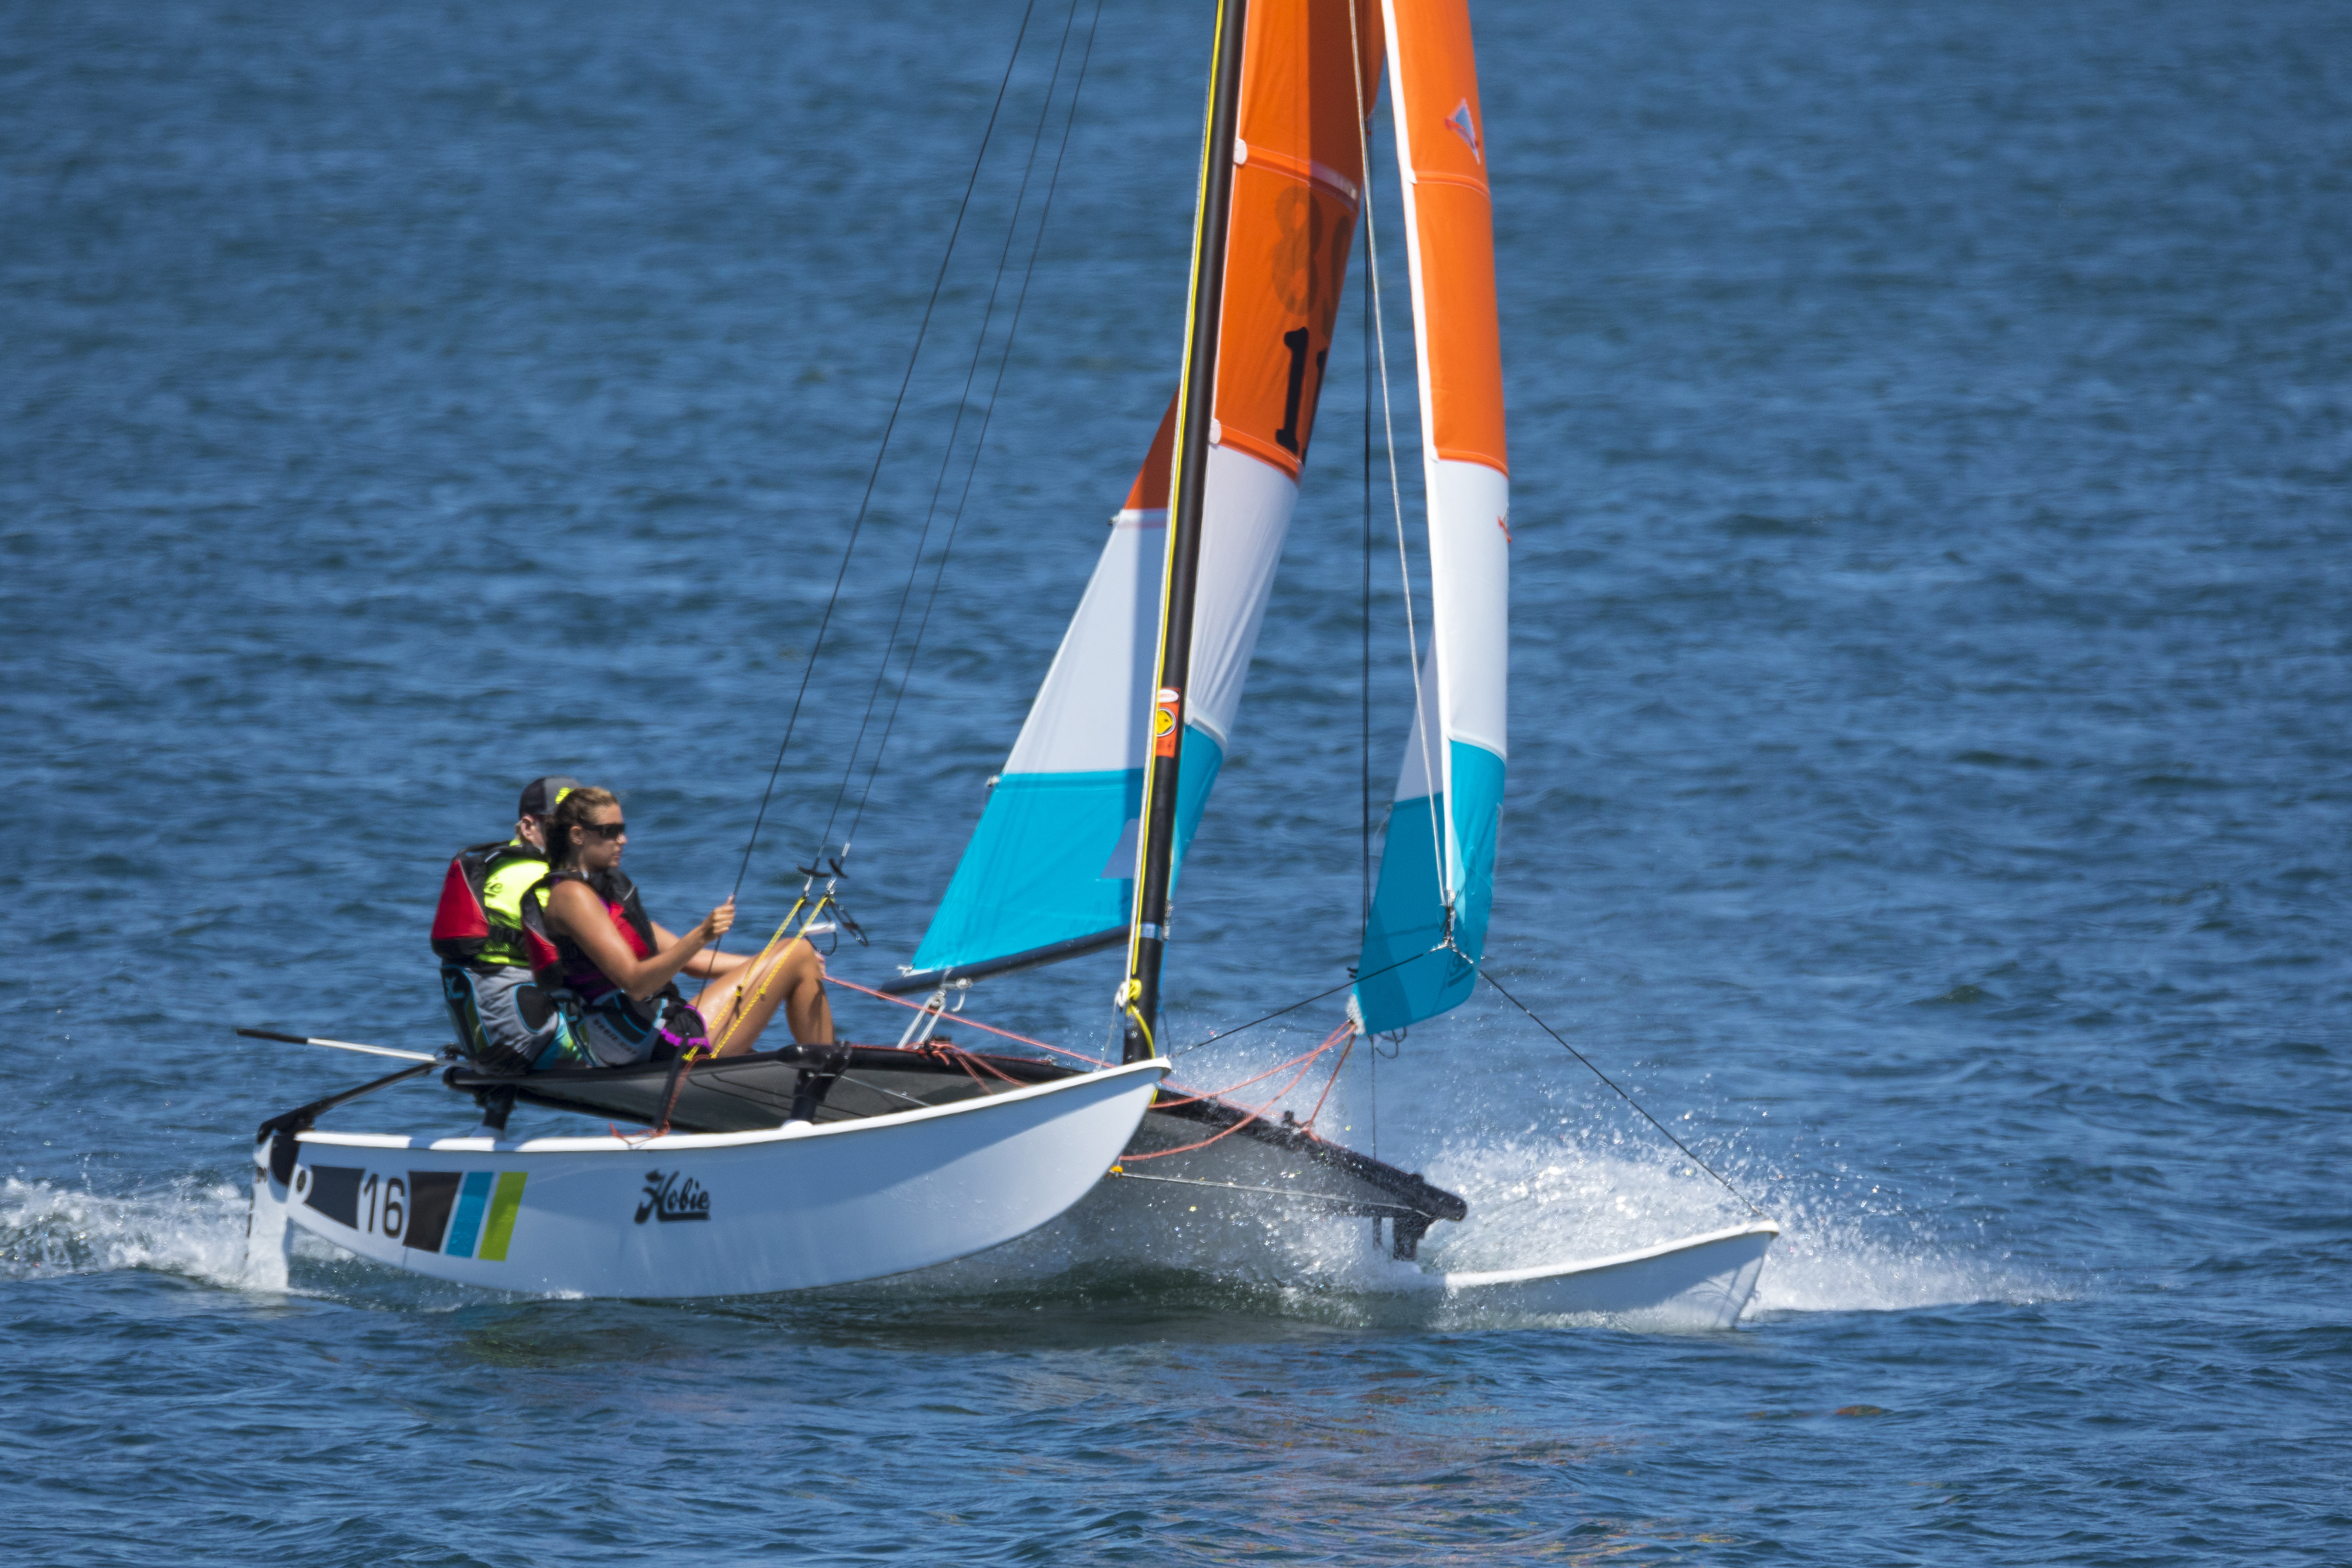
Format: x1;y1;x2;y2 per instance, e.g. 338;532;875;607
913;433;1300;973
1001;505;1163;778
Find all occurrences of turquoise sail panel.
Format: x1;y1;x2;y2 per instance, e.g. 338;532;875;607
911;731;1223;973
1354;740;1504;1033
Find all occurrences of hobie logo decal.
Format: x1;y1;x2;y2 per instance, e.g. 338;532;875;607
1444;98;1482;164
636;1170;712;1224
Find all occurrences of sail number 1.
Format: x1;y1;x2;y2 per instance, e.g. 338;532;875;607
1274;327;1329;456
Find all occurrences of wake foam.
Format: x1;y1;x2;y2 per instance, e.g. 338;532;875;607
1742;1199;2050;1316
1413;1137;2049;1317
0;1176;254;1289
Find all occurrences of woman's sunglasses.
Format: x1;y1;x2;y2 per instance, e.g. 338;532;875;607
581;821;627;841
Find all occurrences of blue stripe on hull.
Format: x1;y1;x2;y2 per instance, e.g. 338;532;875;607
912;732;1224;974
441;1170;494;1259
1354;741;1504;1034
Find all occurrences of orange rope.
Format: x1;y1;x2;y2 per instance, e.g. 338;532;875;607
1148;1035;1339;1109
916;1038;1023;1090
1121;1022;1351;1162
1301;1025;1357;1132
825;973;1114;1067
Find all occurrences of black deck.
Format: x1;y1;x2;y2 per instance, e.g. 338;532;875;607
443;1041;1467;1231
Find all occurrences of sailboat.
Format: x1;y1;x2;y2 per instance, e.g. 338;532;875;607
245;0;1775;1323
840;0;1778;1324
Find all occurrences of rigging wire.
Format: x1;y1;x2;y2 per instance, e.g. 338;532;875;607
1360;238;1374;930
1478;969;1773;1221
1165;945;1429;1059
1362;156;1377;1160
813;0;1101;865
833;0;1106;861
726;0;1046;907
1359;51;1378;1161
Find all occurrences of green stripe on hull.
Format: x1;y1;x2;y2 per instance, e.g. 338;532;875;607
478;1172;527;1261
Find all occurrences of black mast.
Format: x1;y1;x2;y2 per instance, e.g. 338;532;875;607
1121;0;1250;1064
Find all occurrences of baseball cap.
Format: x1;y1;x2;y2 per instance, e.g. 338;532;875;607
517;775;582;819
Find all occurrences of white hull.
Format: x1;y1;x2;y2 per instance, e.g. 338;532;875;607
250;1060;1165;1298
1415;1221;1779;1330
1075;1152;1775;1329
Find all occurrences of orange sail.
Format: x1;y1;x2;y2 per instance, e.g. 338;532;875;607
1381;0;1506;474
1210;0;1384;478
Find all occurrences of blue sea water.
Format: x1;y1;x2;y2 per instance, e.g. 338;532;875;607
4;0;2349;1561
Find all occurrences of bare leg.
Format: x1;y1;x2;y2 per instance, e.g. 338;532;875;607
693;938;834;1056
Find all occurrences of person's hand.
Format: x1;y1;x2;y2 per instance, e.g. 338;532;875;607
700;898;737;942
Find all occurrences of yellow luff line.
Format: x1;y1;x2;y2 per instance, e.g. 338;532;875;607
1124;0;1233;1027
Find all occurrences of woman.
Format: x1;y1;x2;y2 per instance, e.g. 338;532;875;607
533;785;834;1067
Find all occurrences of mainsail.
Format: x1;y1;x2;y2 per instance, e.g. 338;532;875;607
1354;0;1509;1032
914;0;1382;978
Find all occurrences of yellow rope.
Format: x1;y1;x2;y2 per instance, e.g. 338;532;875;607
703;892;834;1054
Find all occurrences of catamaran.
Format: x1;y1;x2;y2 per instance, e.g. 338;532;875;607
246;0;1775;1324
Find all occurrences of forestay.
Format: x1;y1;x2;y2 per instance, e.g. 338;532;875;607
916;0;1384;976
1354;0;1509;1033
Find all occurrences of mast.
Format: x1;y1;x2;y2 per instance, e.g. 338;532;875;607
1121;0;1251;1063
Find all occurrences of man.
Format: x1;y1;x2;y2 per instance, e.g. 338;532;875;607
435;775;580;1073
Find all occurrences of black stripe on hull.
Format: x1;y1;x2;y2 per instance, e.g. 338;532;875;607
302;1165;364;1229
